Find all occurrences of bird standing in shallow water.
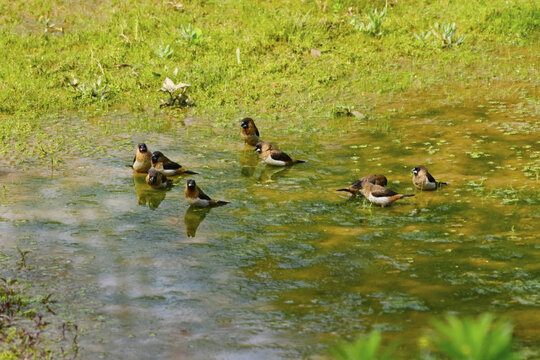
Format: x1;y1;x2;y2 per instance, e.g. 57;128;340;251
151;151;198;176
337;175;388;196
184;179;229;207
132;143;152;173
411;165;447;190
240;117;260;146
146;168;172;189
360;181;414;207
254;142;305;166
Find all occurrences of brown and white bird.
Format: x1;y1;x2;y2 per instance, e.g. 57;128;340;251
132;143;152;173
240;117;260;146
360;181;414;207
151;151;198;176
411;165;447;190
254;141;305;166
145;168;172;189
337;175;388;196
184;179;229;207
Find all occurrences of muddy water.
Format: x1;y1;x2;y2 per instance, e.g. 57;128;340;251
0;99;538;359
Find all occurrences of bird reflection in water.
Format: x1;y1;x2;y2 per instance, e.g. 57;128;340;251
258;166;290;184
239;146;260;178
184;206;211;237
133;172;168;210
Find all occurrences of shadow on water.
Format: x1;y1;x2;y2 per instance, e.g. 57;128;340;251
0;97;539;359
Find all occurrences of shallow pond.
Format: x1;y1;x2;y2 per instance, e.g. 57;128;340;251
0;97;539;359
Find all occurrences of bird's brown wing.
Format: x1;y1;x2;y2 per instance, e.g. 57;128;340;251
197;187;212;201
426;172;436;183
163;159;182;170
270;149;293;162
132;156;136;165
255;127;260;137
350;179;363;189
371;188;398;197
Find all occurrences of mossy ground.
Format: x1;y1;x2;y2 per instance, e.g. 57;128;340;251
0;0;538;164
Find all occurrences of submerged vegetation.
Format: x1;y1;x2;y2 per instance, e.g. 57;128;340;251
0;250;79;359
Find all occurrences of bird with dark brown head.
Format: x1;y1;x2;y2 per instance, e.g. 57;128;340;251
145;168;172;189
184;179;229;207
360;181;414;207
151;151;198;176
337;175;388;196
240;117;260;146
412;165;447;190
254;141;305;166
132;143;152;173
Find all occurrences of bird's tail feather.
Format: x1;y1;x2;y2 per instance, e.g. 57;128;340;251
294;160;306;164
337;188;352;193
401;194;415;198
184;170;199;175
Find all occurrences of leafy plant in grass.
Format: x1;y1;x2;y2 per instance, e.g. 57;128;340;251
158;77;192;108
430;314;519;360
72;76;111;102
332;314;522;360
155;44;174;59
331;331;397;360
414;30;432;44
430;22;466;47
349;3;388;37
178;24;202;44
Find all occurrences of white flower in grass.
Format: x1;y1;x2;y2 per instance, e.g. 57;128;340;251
158;77;190;97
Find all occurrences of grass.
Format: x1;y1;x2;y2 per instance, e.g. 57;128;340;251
0;0;538;117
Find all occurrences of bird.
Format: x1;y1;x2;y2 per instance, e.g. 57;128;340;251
359;181;414;207
151;151;198;176
184;179;229;207
337;175;388;196
145;168;172;189
132;143;152;173
240;117;260;146
411;165;447;190
254;142;305;166
133;173;167;209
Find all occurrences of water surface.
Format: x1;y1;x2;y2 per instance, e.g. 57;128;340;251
0;98;538;359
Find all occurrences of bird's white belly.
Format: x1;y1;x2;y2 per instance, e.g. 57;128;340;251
264;156;286;166
422;180;437;190
367;194;390;206
133;160;150;172
159;169;178;176
187;197;210;207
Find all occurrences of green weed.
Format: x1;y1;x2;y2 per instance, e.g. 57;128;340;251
430;22;466;48
177;23;202;44
349;4;388;37
430;314;519;360
332;331;396;360
332;314;522;360
155;44;174;59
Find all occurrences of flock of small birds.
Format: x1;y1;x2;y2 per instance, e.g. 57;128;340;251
132;117;447;208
